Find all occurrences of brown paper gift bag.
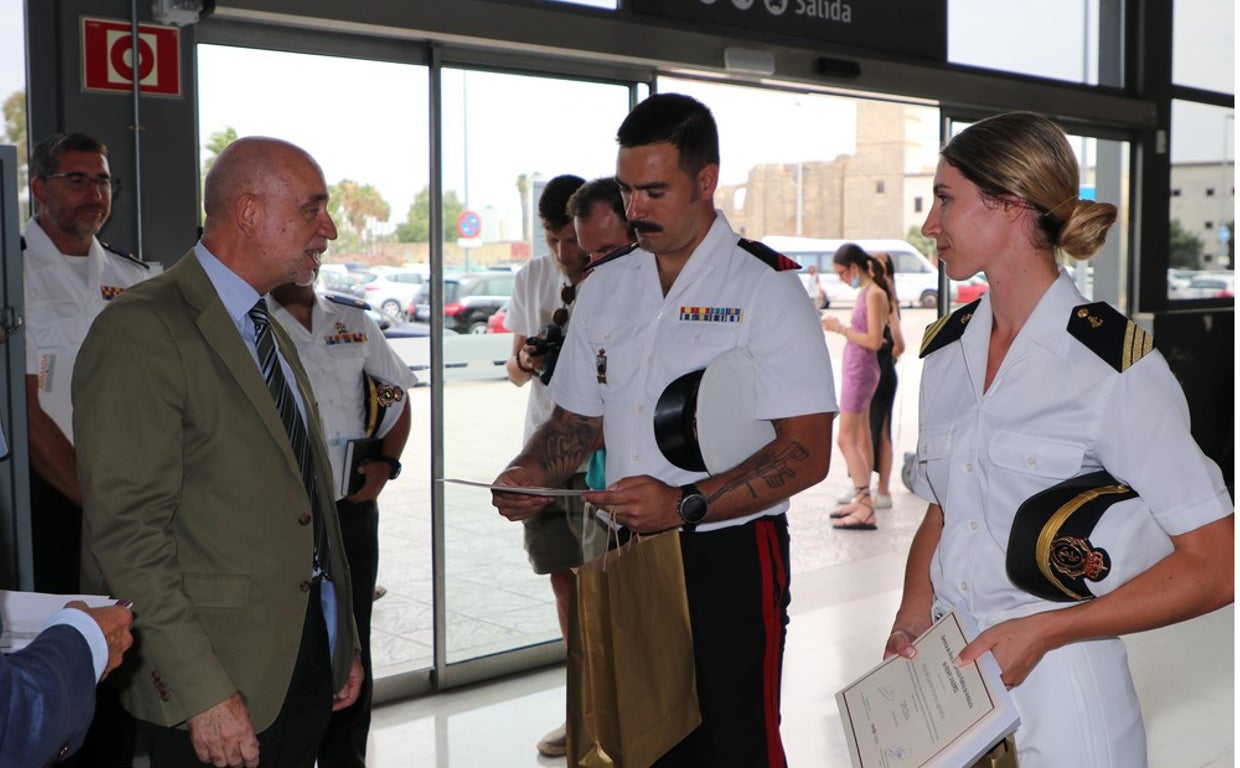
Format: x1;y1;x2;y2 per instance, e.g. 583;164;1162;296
566;530;701;768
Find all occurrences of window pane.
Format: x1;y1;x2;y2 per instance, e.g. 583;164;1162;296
948;0;1102;84
1173;0;1235;93
0;0;27;217
197;45;435;678
1169;100;1235;283
439;68;632;664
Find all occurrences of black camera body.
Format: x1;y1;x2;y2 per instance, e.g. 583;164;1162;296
526;322;565;385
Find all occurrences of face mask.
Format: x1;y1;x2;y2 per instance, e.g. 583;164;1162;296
849;273;861;289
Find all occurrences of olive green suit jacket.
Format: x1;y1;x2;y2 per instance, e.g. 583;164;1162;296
73;251;358;731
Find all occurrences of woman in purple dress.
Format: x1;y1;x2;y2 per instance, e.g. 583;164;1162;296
822;243;892;529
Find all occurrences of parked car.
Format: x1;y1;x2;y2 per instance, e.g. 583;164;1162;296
760;236;955;309
411;271;517;334
952;273;989;305
487;301;510;334
349;265;429;318
1173;272;1235;300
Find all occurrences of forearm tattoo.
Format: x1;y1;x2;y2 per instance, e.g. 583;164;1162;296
530;407;602;484
706;441;809;504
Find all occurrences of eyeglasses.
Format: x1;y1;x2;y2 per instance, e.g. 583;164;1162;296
42;173;121;196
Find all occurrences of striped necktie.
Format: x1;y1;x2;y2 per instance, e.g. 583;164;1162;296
249;298;329;576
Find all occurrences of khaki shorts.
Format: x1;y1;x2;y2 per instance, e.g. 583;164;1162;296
522;473;610;574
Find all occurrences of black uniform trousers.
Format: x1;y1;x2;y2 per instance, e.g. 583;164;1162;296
138;580;334;768
318;497;379;768
650;514;792;768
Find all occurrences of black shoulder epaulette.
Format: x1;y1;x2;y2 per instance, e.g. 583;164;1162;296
737;238;800;271
101;241;150;270
324;292;371;311
584;241;639;272
1067;301;1153;373
919;299;981;358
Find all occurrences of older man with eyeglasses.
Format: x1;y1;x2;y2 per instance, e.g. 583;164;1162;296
22;132;158;767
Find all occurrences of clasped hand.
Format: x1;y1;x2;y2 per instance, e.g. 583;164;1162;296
582;475;681;533
885;612;1053;690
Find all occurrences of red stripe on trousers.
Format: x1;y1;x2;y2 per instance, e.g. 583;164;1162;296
755;520;788;768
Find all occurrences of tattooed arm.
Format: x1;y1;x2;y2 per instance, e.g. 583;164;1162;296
582;411;834;533
492;406;604;522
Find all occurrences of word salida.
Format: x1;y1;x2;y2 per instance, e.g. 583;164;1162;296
794;0;852;21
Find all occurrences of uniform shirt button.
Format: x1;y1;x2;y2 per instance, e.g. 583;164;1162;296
636;405;644;414
960;582;968;591
1026;457;1038;467
965;462;974;473
969;521;979;530
298;513;312;526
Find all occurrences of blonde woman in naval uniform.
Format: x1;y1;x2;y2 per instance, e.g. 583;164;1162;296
886;112;1233;768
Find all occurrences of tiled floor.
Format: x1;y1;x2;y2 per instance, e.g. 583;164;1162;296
361;308;1234;766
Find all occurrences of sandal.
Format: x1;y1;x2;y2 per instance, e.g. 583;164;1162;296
833;509;878;530
832;495;877;530
830;488;871;519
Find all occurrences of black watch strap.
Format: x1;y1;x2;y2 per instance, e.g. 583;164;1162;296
373;455;402;480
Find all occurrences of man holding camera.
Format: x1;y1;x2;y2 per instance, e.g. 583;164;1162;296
504;174;628;757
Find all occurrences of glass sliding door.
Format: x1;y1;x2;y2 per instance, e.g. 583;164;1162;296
197;44;435;681
436;68;633;665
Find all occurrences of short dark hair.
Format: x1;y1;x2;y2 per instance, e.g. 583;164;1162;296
31;132;108;179
616;93;719;177
538;174;586;230
567;177;626;225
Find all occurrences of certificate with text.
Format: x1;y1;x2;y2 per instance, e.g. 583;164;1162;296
835;609;1019;768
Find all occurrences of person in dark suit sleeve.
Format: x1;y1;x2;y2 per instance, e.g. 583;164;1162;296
73;136;362;768
1;602;133;767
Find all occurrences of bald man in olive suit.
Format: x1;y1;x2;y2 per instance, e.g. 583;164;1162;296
73;137;362;768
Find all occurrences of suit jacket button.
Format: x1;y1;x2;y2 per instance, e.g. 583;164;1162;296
58;743;70;759
298;513;311;526
160;691;171;702
300;579;312;593
152;671;162;682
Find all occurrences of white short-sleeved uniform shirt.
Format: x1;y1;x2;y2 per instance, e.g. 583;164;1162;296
506;255;570;443
913;268;1232;768
912;269;1231;624
549;213;838;532
271;293;418;501
24;218;159;443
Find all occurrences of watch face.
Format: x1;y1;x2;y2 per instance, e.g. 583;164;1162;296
680;494;708;524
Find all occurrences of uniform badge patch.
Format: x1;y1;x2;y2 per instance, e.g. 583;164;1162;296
679;306;742;323
325;321;366;345
1067;302;1154;373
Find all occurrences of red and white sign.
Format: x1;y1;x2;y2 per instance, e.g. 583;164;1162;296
81;17;181;97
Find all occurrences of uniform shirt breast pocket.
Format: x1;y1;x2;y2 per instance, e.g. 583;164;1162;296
588;323;643;395
916;423;953;501
988;429;1085;479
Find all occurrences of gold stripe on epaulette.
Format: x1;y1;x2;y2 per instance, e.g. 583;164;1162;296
919;314;953;356
1121;321;1153;372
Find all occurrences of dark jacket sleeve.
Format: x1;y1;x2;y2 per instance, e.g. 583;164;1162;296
0;624;97;767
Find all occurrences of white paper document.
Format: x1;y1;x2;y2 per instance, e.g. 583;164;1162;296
1;589;117;653
835;609;1020;768
443;477;589;497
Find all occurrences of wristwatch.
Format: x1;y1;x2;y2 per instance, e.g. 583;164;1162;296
371;455;402;480
677;483;709;530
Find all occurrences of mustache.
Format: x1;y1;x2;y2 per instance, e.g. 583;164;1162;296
629;220;663;234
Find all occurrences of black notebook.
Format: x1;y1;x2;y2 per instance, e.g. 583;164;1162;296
340;437;383;496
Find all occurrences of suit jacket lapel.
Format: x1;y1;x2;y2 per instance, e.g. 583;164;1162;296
172;253;304;481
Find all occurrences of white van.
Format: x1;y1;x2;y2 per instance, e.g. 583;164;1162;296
760;236;952;309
